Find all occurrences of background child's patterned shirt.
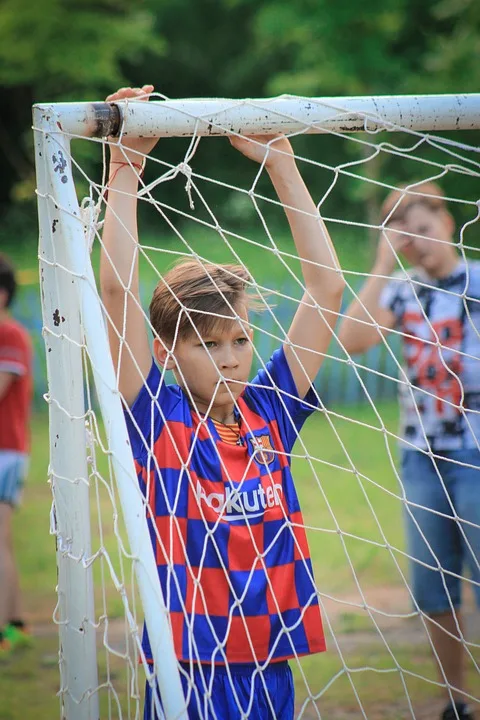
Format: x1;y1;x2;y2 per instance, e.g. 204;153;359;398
380;261;480;451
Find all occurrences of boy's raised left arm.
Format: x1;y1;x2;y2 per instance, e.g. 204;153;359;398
230;135;345;399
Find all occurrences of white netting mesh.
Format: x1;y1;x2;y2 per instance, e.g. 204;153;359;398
35;95;480;720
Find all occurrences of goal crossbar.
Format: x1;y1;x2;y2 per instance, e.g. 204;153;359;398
33;93;480;140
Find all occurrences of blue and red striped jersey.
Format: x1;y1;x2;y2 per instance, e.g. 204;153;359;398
125;347;326;664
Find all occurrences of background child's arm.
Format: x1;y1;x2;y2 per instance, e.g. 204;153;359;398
230;134;345;399
100;85;158;407
337;225;404;354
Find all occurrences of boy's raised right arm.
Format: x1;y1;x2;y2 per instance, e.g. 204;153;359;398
100;85;158;407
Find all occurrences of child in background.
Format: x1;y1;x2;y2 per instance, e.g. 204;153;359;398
101;85;345;719
0;253;33;658
338;182;480;720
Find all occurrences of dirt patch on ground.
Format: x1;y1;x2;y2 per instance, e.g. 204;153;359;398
298;584;480;719
295;697;451;720
322;582;479;648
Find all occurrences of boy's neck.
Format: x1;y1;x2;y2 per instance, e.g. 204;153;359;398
203;408;237;425
192;400;237;425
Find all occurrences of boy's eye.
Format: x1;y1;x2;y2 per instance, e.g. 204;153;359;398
203;341;216;349
235;337;249;345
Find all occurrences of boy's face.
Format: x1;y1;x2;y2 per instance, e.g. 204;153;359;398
162;304;254;415
399;203;455;275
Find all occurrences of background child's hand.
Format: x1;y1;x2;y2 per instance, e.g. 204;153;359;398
375;220;411;274
229;134;294;171
106;85;158;162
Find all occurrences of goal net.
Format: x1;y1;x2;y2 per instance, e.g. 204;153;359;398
33;93;480;720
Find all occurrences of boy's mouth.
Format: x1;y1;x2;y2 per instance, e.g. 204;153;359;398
218;378;242;388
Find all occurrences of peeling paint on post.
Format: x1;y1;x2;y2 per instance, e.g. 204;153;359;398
52;150;68;183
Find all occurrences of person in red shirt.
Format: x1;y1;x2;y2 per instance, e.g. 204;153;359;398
0;254;33;656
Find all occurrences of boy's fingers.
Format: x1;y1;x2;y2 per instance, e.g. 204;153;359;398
106;85;154;102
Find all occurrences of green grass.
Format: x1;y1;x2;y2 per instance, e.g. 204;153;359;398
5;403;479;719
295;401;406;596
7;220;374;295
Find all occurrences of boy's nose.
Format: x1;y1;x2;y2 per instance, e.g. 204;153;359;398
219;347;239;368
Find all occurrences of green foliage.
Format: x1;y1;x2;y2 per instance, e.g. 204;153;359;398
2;0;480;249
0;0;164;222
251;0;410;96
0;0;164;97
220;0;480;228
422;0;480;92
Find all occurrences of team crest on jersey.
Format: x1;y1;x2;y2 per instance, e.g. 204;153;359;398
249;433;275;466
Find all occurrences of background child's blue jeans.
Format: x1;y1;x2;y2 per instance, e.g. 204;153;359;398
401;447;480;614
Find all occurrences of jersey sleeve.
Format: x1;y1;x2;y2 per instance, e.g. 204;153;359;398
245;346;319;453
124;359;183;460
0;323;29;376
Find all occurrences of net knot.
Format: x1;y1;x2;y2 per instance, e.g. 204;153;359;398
80;195;103;254
176;161;195;210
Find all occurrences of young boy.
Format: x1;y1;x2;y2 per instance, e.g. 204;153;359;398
338;182;480;720
101;85;345;719
0;254;33;657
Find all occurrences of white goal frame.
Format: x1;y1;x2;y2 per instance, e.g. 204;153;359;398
33;93;480;720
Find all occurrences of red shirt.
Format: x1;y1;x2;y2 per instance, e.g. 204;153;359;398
0;318;33;453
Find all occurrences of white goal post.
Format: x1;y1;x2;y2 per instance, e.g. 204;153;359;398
33;93;480;720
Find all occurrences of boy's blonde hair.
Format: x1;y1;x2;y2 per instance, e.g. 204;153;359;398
149;259;258;342
380;181;447;226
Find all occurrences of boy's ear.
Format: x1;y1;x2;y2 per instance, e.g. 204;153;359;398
153;337;176;370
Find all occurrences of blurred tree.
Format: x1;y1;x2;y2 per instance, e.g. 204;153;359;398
2;0;480;246
0;0;164;216
123;0;272;229
227;0;480;234
422;0;480;92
